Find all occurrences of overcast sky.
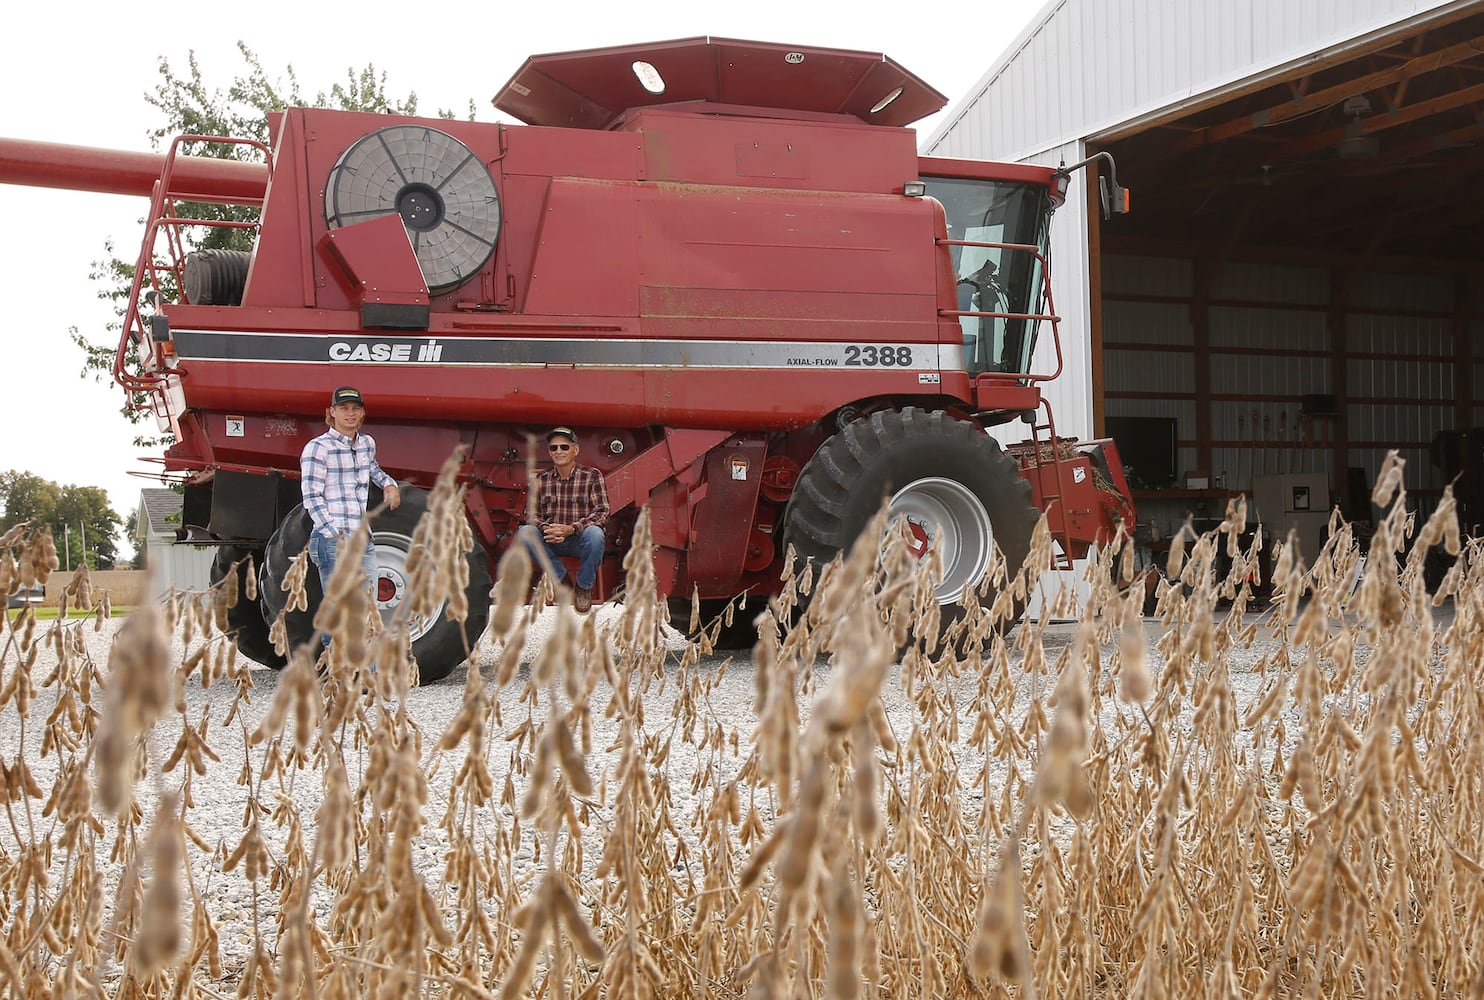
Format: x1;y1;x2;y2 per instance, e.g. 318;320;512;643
1;1;1046;555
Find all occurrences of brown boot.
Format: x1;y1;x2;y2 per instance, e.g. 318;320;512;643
574;586;592;613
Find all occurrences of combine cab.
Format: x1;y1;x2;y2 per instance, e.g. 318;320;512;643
1;37;1134;678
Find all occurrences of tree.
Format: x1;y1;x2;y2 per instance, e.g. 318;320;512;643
72;43;470;435
128;502;147;569
0;471;123;570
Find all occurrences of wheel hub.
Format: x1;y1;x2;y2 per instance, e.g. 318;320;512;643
372;531;445;642
889;477;995;605
903;516;932;559
376;569;405;605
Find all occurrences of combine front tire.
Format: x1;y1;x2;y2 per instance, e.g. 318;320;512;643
210;545;286;669
256;486;492;683
783;406;1040;630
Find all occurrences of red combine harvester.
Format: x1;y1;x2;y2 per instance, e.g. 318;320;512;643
0;37;1134;679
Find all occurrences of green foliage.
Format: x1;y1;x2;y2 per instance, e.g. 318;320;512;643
128;503;147;569
147;43;434;152
77;43;458;423
70;240;163;443
0;470;123;570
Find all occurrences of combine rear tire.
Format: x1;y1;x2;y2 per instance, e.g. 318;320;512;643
783;406;1040;632
257;486;492;683
210;545;286;669
257;506;320;658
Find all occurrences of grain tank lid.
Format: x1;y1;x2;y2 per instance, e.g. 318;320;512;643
493;36;947;129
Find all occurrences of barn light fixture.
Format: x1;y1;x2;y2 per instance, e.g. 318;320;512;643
1337;94;1379;160
871;86;905;114
632;61;665;94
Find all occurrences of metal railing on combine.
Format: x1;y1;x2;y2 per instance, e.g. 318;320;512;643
116;135;270;401
938;237;1077;565
937;239;1063;384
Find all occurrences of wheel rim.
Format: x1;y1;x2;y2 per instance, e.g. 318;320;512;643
889;477;994;605
372;531;445;642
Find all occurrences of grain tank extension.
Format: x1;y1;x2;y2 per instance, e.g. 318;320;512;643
0;37;1134;678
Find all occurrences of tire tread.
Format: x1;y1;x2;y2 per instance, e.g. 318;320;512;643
783;407;1040;633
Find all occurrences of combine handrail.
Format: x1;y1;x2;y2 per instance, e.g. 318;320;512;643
115;134;270;397
936;239;1063;385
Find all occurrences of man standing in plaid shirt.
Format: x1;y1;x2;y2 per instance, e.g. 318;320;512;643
518;426;609;612
301;386;401;601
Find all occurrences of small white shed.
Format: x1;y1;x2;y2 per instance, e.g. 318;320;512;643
135;488;214;599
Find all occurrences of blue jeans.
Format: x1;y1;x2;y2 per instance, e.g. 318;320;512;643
304;528;376;646
518;524;605;590
308;534;378;644
308;532;378;592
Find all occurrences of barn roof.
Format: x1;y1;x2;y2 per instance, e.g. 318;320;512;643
138;488;183;538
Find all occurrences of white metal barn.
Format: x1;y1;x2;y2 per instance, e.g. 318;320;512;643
926;0;1484;567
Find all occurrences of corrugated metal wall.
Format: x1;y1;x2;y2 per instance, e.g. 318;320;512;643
926;0;1461;162
1104;256;1465;536
1345;270;1458;498
1207;262;1331;499
148;543;213;600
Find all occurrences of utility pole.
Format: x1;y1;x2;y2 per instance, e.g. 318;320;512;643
80;521;87;571
63;524;71;571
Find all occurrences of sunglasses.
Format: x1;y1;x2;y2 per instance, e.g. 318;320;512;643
548;443;572;451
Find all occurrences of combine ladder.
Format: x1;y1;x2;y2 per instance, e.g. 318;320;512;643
1020;400;1079;573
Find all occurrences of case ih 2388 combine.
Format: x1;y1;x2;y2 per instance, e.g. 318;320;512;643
1;37;1134;680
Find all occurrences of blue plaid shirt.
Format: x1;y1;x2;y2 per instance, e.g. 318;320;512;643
300;428;395;538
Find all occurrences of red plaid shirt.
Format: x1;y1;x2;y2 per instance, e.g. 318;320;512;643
536;465;610;532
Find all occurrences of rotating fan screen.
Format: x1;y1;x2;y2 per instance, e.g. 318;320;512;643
324;126;501;292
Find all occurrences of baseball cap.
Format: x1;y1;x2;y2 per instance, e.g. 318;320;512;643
545;426;576;443
331;386;364;406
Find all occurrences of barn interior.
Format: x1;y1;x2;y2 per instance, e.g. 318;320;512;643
1087;4;1484;563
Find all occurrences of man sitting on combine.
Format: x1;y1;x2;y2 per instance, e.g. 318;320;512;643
518;426;609;613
